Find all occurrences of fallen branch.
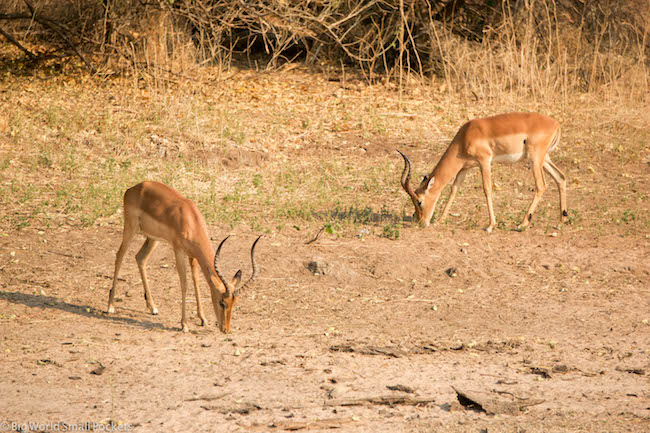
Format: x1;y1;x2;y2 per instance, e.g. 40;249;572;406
329;344;406;358
201;401;261;414
305;225;325;245
0;10;95;73
386;297;441;304
326;393;435;407
184;392;230;402
0;25;36;59
270;416;358;431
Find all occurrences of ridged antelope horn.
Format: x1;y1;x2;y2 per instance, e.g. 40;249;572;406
213;235;233;295
234;235;262;296
397;149;418;203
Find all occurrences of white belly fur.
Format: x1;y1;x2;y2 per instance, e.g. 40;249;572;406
493;151;525;164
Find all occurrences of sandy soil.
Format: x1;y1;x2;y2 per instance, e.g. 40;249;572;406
1;217;648;432
1;65;649;430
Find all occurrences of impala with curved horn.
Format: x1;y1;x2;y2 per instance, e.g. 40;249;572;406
107;181;261;333
398;112;567;232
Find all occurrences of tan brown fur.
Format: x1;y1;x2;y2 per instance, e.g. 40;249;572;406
400;112;567;232
107;181;259;333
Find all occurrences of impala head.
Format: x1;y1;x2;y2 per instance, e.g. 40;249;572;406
213;235;262;333
397;150;437;227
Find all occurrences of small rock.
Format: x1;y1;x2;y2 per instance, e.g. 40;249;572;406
306;256;329;275
90;363;106;375
387;384;415;394
445;267;458;278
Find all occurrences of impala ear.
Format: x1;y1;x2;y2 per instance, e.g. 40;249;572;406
426;175;435;191
232;270;242;287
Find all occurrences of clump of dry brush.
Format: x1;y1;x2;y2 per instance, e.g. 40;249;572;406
1;0;648;98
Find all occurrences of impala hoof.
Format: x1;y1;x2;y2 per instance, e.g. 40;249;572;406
484;226;494;233
181;324;189;333
150;307;159;315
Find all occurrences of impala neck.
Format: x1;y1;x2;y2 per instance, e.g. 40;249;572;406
421;143;466;226
192;239;227;296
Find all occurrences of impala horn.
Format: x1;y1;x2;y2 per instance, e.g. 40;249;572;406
213;235;262;297
213;236;232;294
397;150;419;206
234;235;262;297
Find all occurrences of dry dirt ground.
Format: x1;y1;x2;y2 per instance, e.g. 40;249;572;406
1;216;649;432
1;69;649;432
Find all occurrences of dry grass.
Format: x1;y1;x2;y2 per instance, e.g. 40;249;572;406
0;0;649;236
0;58;648;240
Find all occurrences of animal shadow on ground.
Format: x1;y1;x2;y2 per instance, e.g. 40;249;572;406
0;290;170;331
316;206;413;224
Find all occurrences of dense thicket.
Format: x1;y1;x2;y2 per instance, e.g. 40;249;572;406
1;1;648;94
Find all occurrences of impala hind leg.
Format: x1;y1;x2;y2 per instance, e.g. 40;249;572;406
174;249;191;332
543;157;568;223
189;257;208;326
479;161;497;233
438;167;470;223
519;159;547;230
108;216;138;314
135;238;160;315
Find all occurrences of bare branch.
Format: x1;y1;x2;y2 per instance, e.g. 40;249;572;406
0;25;37;59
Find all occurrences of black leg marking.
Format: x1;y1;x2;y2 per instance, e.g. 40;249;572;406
563;210;568;217
528;214;532;222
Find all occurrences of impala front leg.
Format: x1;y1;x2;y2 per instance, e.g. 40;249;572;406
189;257;207;327
174;250;191;332
108;217;138;314
438;167;470;223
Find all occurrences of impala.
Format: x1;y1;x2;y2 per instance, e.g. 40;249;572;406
398;112;567;232
106;181;261;333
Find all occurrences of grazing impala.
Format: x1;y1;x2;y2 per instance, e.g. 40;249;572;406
107;181;261;333
398;112;567;232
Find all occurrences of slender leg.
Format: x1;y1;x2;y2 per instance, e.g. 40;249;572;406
519;159;547;229
479;160;497;233
174;249;190;332
438;167;470;223
189;257;207;326
107;215;138;314
135;238;160;315
543;157;568;223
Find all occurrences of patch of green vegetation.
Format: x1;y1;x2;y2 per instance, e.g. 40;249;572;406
324;222;339;237
381;222;401;239
617;209;636;225
252;173;263;188
565;209;583;226
0;157;10;171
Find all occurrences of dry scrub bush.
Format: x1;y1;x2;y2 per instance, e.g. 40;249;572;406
0;0;648;101
430;0;649;102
